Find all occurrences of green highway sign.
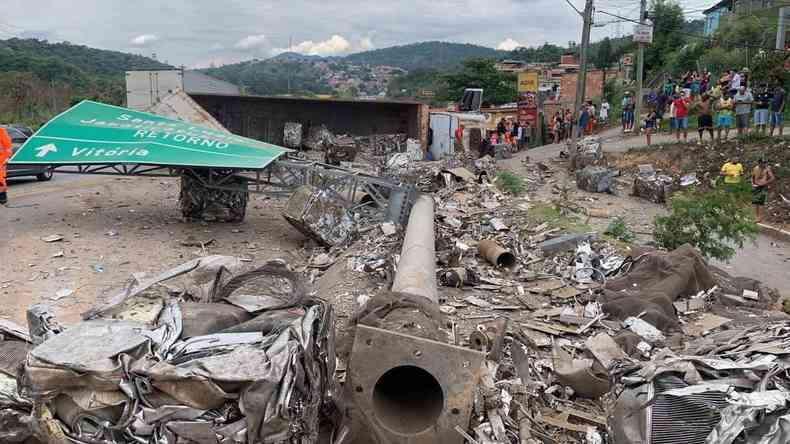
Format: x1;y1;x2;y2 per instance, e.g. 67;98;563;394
10;101;290;170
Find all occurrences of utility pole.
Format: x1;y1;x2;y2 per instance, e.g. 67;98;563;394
635;0;647;135
288;35;293;95
778;7;789;50
571;0;594;147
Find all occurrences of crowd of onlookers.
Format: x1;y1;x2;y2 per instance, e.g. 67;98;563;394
545;68;786;147
549;99;612;144
642;69;786;145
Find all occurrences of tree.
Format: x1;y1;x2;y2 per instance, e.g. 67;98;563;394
442;58;517;105
653;185;758;261
645;0;686;74
593;38;618;87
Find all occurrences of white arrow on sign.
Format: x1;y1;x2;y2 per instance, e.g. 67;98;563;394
35;144;58;158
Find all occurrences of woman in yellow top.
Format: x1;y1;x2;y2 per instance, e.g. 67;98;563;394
716;93;735;141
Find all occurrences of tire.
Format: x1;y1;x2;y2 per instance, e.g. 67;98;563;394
36;169;53;182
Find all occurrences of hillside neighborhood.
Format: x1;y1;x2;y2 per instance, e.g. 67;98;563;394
3;1;790;444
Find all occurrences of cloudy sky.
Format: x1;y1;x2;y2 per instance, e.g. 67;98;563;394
0;0;709;68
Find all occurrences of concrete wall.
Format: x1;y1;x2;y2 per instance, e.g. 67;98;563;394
190;94;427;147
559;69;620;104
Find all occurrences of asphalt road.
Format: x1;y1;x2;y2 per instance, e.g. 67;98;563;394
5;171;104;208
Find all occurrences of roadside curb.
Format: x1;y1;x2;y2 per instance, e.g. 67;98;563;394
758;223;790;243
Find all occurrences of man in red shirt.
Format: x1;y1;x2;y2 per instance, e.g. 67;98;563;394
673;92;691;142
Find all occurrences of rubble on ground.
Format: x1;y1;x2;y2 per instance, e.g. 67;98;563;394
5;128;790;444
11;256;339;444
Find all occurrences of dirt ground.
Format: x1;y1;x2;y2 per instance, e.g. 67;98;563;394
0;174;309;326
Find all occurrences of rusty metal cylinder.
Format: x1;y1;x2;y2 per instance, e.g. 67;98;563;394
478;240;517;268
391;195;438;304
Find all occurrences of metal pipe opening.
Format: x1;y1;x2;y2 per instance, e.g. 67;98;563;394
373;365;444;434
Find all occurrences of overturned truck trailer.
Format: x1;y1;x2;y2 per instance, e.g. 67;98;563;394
8;97;416;228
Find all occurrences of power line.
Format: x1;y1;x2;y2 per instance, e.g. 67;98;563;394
564;0;584;16
597;9;789;53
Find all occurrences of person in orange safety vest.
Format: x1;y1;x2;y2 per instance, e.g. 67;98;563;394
0;127;11;205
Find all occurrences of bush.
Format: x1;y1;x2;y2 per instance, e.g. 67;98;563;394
653;185;758;261
605;217;635;243
495;171;525;195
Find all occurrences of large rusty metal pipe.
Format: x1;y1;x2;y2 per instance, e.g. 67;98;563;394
478;240;517;268
391;195;438;303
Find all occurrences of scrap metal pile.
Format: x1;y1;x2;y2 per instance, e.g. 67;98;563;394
3;256;339;444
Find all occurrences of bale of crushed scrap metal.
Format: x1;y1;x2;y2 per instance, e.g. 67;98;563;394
576;166;616;194
0;321;35;443
303;125;335;151
324;135;358;166
633;174;677;203
570;137;603;171
283;122;303;149
21;257;339;444
355;134;407;156
283;185;355;247
179;171;248;223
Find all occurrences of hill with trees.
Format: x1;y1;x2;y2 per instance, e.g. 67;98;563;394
201;59;334;96
0;38;169;125
344;41;505;70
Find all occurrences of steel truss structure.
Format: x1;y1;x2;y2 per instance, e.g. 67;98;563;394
48;154;416;224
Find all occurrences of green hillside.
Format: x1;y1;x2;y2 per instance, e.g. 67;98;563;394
201;59;333;96
0;38;169;125
344;41;504;70
0;38;170;87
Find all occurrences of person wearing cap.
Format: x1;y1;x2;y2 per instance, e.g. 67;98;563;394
0;127;11;205
752;157;775;223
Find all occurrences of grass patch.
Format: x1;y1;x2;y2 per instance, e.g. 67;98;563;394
525;202;592;234
495;171;525;196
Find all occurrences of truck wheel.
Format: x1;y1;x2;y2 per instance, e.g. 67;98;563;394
36;169;54;181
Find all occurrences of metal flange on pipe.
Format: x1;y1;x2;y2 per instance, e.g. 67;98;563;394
349;195;485;444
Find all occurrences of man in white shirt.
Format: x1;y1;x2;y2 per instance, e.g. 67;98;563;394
730;71;742;96
600;100;610;123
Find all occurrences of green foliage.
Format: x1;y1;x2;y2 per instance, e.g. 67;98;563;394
645;0;687;73
751;50;790;86
664;41;705;75
387;68;449;104
592;38;617;71
495;171;525;195
653;186;758;261
0;38;169;86
0;38;166;123
345;41;503;71
442;58;517;105
202;60;333;96
604;218;635;243
508;43;565;64
700;47;744;78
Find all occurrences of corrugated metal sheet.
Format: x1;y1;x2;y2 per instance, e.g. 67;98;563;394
651;376;730;444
